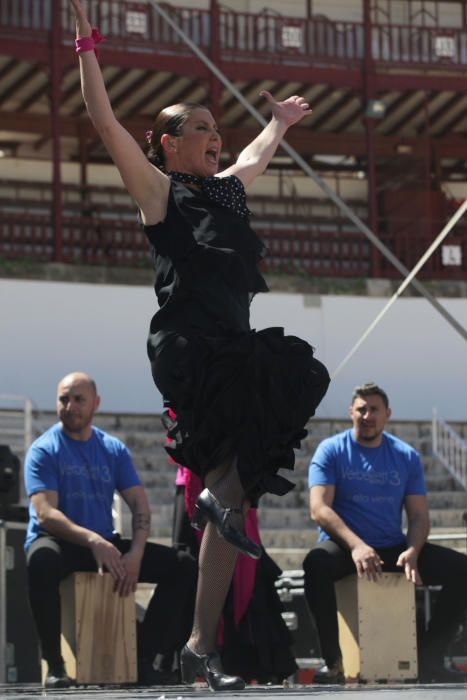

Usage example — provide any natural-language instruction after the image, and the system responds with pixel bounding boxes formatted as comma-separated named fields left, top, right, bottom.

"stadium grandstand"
left=0, top=0, right=466, bottom=279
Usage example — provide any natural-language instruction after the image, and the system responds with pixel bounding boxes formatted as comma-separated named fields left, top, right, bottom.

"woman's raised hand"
left=70, top=0, right=92, bottom=38
left=260, top=90, right=312, bottom=127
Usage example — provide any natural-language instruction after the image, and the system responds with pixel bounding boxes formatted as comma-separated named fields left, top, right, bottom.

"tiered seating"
left=0, top=178, right=372, bottom=274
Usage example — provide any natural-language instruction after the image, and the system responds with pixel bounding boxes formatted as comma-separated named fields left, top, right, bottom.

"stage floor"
left=1, top=682, right=467, bottom=700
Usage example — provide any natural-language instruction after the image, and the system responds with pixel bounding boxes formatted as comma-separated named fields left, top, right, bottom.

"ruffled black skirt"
left=150, top=327, right=330, bottom=505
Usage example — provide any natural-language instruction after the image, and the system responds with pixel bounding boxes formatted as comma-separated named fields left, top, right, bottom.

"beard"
left=357, top=426, right=383, bottom=443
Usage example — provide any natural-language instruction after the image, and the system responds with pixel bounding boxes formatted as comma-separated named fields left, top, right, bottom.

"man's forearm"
left=38, top=505, right=99, bottom=548
left=406, top=512, right=430, bottom=554
left=130, top=510, right=150, bottom=553
left=314, top=504, right=365, bottom=551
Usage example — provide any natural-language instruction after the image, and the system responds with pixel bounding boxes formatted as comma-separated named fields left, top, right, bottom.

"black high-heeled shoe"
left=191, top=488, right=262, bottom=559
left=180, top=644, right=245, bottom=691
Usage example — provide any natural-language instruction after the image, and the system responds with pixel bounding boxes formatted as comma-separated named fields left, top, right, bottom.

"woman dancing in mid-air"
left=70, top=0, right=330, bottom=690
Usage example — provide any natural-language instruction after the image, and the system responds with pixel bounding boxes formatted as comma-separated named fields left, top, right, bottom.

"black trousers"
left=26, top=533, right=197, bottom=667
left=303, top=539, right=467, bottom=667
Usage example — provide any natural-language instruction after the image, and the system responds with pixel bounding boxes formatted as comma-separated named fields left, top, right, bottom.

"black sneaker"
left=313, top=660, right=345, bottom=685
left=44, top=663, right=72, bottom=689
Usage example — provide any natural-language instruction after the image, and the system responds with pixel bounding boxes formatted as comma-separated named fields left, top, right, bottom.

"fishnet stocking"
left=206, top=458, right=249, bottom=530
left=188, top=521, right=238, bottom=654
left=188, top=459, right=247, bottom=654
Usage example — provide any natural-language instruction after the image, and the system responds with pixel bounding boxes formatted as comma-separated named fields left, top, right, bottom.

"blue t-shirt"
left=24, top=422, right=141, bottom=550
left=308, top=429, right=426, bottom=548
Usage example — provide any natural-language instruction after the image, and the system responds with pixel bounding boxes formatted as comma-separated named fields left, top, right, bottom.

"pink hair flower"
left=145, top=130, right=153, bottom=144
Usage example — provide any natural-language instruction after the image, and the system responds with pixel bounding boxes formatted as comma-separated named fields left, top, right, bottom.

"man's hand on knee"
left=114, top=549, right=143, bottom=597
left=351, top=543, right=384, bottom=581
left=396, top=547, right=422, bottom=585
left=89, top=535, right=126, bottom=580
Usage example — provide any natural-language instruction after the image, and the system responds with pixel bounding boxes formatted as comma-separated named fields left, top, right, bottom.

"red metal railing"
left=61, top=1, right=212, bottom=53
left=1, top=211, right=466, bottom=280
left=1, top=0, right=467, bottom=70
left=0, top=211, right=369, bottom=275
left=0, top=0, right=51, bottom=35
left=219, top=10, right=363, bottom=67
left=371, top=24, right=467, bottom=66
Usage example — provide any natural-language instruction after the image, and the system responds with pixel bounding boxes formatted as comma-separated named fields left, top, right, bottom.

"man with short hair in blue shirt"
left=303, top=382, right=467, bottom=684
left=25, top=372, right=196, bottom=689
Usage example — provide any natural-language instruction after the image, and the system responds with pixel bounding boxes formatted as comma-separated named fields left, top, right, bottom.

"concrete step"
left=256, top=508, right=311, bottom=529
left=426, top=527, right=467, bottom=551
left=423, top=459, right=464, bottom=476
left=140, top=473, right=177, bottom=490
left=401, top=509, right=466, bottom=529
left=249, top=490, right=467, bottom=513
left=120, top=515, right=172, bottom=539
left=425, top=474, right=460, bottom=491
left=143, top=486, right=176, bottom=505
left=144, top=502, right=175, bottom=520
left=114, top=432, right=166, bottom=451
left=267, top=548, right=308, bottom=572
left=260, top=489, right=309, bottom=510
left=259, top=528, right=318, bottom=549
left=427, top=491, right=467, bottom=509
left=427, top=537, right=467, bottom=551
left=425, top=509, right=467, bottom=528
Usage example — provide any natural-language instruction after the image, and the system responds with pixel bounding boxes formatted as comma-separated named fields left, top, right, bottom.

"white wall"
left=1, top=279, right=466, bottom=420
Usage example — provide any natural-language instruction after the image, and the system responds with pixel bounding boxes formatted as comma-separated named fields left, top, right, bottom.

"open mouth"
left=206, top=148, right=218, bottom=164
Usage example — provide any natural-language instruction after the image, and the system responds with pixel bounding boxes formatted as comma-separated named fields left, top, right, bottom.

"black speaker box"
left=0, top=520, right=41, bottom=683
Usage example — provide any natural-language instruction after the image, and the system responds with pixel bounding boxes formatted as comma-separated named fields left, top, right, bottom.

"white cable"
left=147, top=1, right=467, bottom=343
left=332, top=198, right=467, bottom=378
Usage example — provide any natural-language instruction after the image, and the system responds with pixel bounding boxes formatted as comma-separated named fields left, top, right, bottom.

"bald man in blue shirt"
left=25, top=372, right=196, bottom=688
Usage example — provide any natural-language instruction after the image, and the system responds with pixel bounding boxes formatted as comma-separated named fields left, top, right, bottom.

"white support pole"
left=147, top=0, right=467, bottom=345
left=332, top=199, right=467, bottom=377
left=432, top=407, right=438, bottom=459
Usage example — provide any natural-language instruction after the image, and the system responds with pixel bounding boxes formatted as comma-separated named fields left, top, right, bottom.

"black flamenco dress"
left=142, top=174, right=330, bottom=505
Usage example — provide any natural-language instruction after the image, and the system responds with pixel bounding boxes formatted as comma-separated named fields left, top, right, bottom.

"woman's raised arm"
left=219, top=90, right=312, bottom=188
left=70, top=0, right=169, bottom=224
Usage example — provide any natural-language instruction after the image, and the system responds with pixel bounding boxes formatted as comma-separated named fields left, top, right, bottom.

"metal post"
left=23, top=398, right=33, bottom=453
left=51, top=0, right=63, bottom=262
left=363, top=0, right=380, bottom=277
left=112, top=493, right=123, bottom=534
left=79, top=125, right=89, bottom=255
left=432, top=407, right=438, bottom=459
left=79, top=125, right=89, bottom=209
left=20, top=398, right=34, bottom=505
left=423, top=587, right=431, bottom=630
left=365, top=117, right=380, bottom=277
left=0, top=522, right=6, bottom=683
left=208, top=0, right=222, bottom=121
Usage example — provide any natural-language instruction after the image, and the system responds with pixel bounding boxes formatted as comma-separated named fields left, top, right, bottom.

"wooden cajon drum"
left=335, top=573, right=418, bottom=682
left=59, top=572, right=137, bottom=684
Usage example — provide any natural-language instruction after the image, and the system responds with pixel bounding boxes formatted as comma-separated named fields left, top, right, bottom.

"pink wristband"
left=75, top=27, right=104, bottom=58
